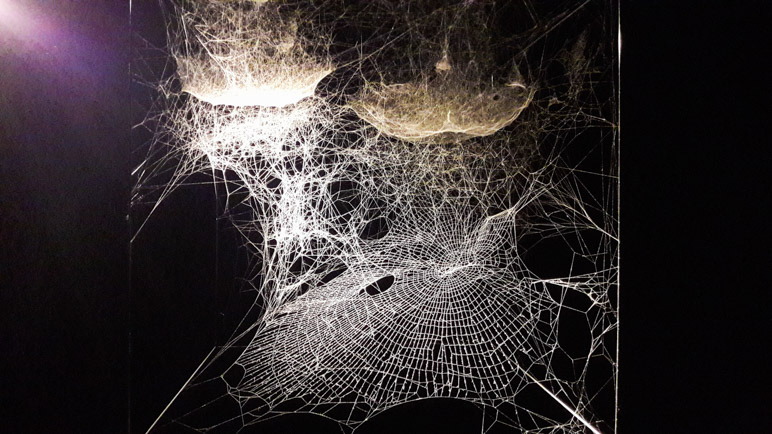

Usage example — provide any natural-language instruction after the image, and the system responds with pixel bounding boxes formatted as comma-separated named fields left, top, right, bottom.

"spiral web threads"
left=134, top=1, right=619, bottom=432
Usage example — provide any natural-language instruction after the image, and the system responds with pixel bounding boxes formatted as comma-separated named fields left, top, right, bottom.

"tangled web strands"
left=136, top=0, right=619, bottom=432
left=172, top=0, right=333, bottom=107
left=239, top=188, right=616, bottom=432
left=171, top=96, right=358, bottom=310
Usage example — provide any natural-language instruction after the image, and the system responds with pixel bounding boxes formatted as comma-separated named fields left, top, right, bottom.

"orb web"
left=132, top=1, right=619, bottom=432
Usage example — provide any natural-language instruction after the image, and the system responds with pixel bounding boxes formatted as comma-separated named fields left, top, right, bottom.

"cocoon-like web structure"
left=173, top=0, right=333, bottom=107
left=351, top=75, right=532, bottom=144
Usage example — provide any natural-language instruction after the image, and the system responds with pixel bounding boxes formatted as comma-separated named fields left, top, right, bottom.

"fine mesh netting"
left=132, top=0, right=619, bottom=432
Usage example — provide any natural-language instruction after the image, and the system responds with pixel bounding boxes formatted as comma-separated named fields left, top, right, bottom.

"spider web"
left=132, top=0, right=619, bottom=432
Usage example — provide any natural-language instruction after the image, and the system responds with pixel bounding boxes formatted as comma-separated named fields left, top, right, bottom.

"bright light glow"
left=0, top=0, right=47, bottom=42
left=178, top=57, right=333, bottom=107
left=0, top=1, right=28, bottom=32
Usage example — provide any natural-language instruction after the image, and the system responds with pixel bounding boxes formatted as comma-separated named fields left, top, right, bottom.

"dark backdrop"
left=1, top=1, right=770, bottom=433
left=0, top=1, right=131, bottom=431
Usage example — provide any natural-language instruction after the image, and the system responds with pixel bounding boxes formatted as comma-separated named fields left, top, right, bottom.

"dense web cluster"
left=349, top=67, right=532, bottom=144
left=172, top=0, right=333, bottom=107
left=133, top=0, right=619, bottom=432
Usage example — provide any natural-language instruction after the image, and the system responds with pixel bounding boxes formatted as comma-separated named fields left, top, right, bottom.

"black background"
left=1, top=1, right=770, bottom=432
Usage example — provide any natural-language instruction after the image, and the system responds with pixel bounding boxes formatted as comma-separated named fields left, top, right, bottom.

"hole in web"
left=361, top=275, right=395, bottom=296
left=359, top=216, right=390, bottom=240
